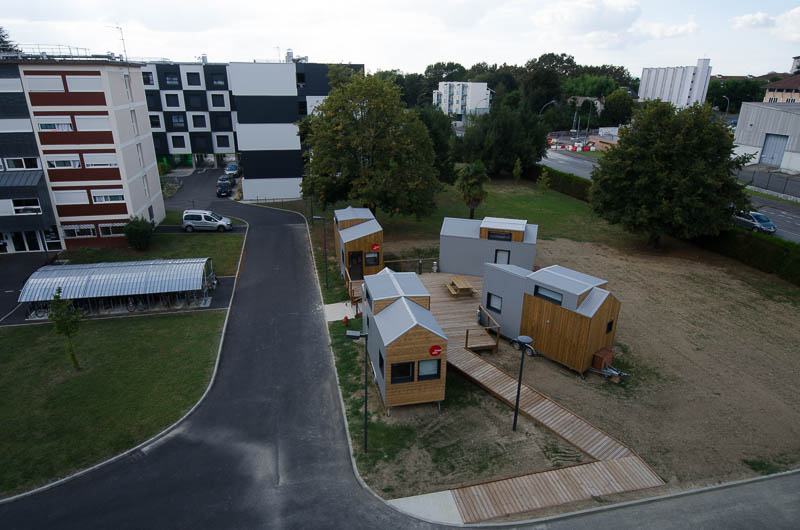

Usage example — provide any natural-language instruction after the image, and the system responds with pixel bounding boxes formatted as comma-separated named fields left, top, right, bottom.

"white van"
left=181, top=210, right=233, bottom=232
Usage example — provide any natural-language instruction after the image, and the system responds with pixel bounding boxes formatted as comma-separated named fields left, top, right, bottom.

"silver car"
left=182, top=210, right=233, bottom=232
left=731, top=210, right=777, bottom=234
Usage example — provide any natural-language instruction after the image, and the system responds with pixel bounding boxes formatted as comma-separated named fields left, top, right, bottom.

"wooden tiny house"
left=440, top=216, right=538, bottom=276
left=482, top=264, right=621, bottom=373
left=334, top=207, right=383, bottom=282
left=363, top=269, right=447, bottom=408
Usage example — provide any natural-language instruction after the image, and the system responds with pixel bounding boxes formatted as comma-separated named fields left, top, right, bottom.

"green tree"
left=706, top=78, right=765, bottom=114
left=590, top=102, right=752, bottom=248
left=417, top=105, right=456, bottom=183
left=562, top=74, right=618, bottom=98
left=49, top=287, right=85, bottom=371
left=521, top=67, right=561, bottom=117
left=0, top=27, right=21, bottom=53
left=124, top=216, right=155, bottom=250
left=301, top=71, right=441, bottom=217
left=455, top=160, right=489, bottom=219
left=600, top=88, right=634, bottom=126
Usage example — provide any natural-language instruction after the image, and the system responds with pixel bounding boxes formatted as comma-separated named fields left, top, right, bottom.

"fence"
left=383, top=258, right=439, bottom=274
left=246, top=197, right=315, bottom=218
left=736, top=168, right=800, bottom=199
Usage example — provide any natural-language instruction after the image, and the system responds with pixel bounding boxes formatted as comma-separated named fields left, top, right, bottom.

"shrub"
left=157, top=162, right=172, bottom=176
left=536, top=165, right=591, bottom=201
left=124, top=216, right=156, bottom=251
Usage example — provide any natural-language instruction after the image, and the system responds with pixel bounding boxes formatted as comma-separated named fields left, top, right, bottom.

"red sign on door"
left=371, top=243, right=380, bottom=251
left=429, top=345, right=442, bottom=357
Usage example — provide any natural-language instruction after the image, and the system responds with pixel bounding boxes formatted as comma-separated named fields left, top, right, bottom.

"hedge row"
left=692, top=229, right=800, bottom=286
left=538, top=165, right=592, bottom=202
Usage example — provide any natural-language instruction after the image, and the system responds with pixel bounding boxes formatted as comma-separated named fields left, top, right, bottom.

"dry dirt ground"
left=364, top=236, right=800, bottom=517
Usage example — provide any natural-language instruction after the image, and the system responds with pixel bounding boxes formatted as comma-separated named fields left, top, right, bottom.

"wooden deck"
left=418, top=273, right=664, bottom=522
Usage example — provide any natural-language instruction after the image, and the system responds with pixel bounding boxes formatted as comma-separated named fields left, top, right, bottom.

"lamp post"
left=512, top=335, right=533, bottom=431
left=722, top=96, right=731, bottom=123
left=346, top=329, right=368, bottom=451
left=312, top=215, right=328, bottom=290
left=539, top=99, right=557, bottom=115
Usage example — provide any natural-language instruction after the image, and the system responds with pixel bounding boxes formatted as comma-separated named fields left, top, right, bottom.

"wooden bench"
left=446, top=275, right=476, bottom=297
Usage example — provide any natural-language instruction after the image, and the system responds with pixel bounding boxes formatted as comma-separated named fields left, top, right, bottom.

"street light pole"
left=312, top=216, right=328, bottom=290
left=513, top=335, right=533, bottom=431
left=539, top=99, right=557, bottom=115
left=722, top=96, right=731, bottom=123
left=346, top=330, right=368, bottom=451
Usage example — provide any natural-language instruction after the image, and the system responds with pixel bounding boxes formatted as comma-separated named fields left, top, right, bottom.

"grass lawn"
left=0, top=310, right=226, bottom=497
left=745, top=188, right=800, bottom=207
left=60, top=232, right=244, bottom=276
left=161, top=209, right=246, bottom=226
left=579, top=150, right=605, bottom=160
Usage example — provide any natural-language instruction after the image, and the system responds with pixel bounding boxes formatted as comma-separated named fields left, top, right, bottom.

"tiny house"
left=482, top=263, right=621, bottom=373
left=333, top=206, right=383, bottom=281
left=363, top=269, right=447, bottom=408
left=439, top=216, right=538, bottom=276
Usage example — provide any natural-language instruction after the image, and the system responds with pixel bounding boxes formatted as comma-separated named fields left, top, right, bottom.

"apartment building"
left=143, top=52, right=363, bottom=200
left=638, top=58, right=711, bottom=108
left=0, top=52, right=165, bottom=253
left=432, top=81, right=491, bottom=125
left=763, top=74, right=800, bottom=103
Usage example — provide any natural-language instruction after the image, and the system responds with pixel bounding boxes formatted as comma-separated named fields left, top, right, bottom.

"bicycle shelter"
left=18, top=258, right=216, bottom=319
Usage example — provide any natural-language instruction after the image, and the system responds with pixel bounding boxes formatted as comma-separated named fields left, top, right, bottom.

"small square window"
left=487, top=292, right=502, bottom=313
left=149, top=115, right=161, bottom=128
left=216, top=134, right=230, bottom=148
left=495, top=249, right=510, bottom=265
left=211, top=94, right=225, bottom=107
left=391, top=362, right=414, bottom=384
left=171, top=115, right=186, bottom=129
left=487, top=230, right=512, bottom=241
left=187, top=94, right=203, bottom=109
left=165, top=94, right=180, bottom=107
left=192, top=115, right=206, bottom=128
left=365, top=252, right=379, bottom=267
left=171, top=135, right=186, bottom=148
left=142, top=71, right=154, bottom=85
left=211, top=73, right=226, bottom=88
left=606, top=320, right=614, bottom=334
left=298, top=101, right=308, bottom=115
left=418, top=359, right=441, bottom=381
left=165, top=73, right=179, bottom=86
left=534, top=285, right=562, bottom=306
left=186, top=72, right=201, bottom=86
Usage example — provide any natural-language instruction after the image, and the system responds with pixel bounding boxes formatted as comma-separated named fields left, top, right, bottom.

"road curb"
left=0, top=220, right=250, bottom=505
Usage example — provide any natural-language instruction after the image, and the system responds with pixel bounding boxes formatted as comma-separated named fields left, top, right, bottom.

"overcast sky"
left=4, top=1, right=799, bottom=77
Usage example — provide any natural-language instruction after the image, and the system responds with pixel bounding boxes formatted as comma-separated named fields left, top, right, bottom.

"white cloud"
left=731, top=11, right=775, bottom=30
left=730, top=7, right=800, bottom=42
left=631, top=16, right=698, bottom=39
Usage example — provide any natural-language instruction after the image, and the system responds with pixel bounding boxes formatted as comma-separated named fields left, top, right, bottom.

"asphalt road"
left=540, top=150, right=598, bottom=181
left=748, top=195, right=800, bottom=244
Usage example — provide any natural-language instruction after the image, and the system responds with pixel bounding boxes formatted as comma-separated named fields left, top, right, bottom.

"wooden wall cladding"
left=479, top=227, right=524, bottom=242
left=384, top=325, right=447, bottom=407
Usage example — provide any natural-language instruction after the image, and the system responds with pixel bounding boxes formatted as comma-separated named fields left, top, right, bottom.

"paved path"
left=748, top=194, right=800, bottom=244
left=541, top=150, right=598, bottom=180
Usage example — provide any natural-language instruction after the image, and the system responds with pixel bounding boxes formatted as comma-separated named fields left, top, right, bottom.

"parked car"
left=182, top=210, right=233, bottom=232
left=216, top=181, right=232, bottom=198
left=224, top=163, right=240, bottom=177
left=731, top=210, right=777, bottom=234
left=217, top=175, right=232, bottom=186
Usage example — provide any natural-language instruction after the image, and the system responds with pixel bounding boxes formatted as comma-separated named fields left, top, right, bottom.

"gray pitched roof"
left=527, top=265, right=606, bottom=296
left=440, top=217, right=481, bottom=238
left=365, top=268, right=429, bottom=300
left=576, top=288, right=611, bottom=317
left=485, top=263, right=532, bottom=278
left=742, top=102, right=800, bottom=115
left=339, top=218, right=382, bottom=243
left=334, top=206, right=375, bottom=222
left=480, top=217, right=527, bottom=232
left=441, top=216, right=538, bottom=243
left=374, top=297, right=447, bottom=345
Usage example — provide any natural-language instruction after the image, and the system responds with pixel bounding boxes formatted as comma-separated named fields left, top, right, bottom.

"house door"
left=348, top=251, right=364, bottom=280
left=495, top=249, right=510, bottom=265
left=759, top=134, right=788, bottom=167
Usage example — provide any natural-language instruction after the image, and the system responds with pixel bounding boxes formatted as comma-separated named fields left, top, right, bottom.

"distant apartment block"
left=142, top=51, right=363, bottom=201
left=433, top=81, right=492, bottom=124
left=763, top=74, right=800, bottom=103
left=0, top=52, right=165, bottom=253
left=638, top=58, right=711, bottom=109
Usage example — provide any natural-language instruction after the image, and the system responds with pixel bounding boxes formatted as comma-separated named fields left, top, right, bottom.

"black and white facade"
left=143, top=55, right=362, bottom=200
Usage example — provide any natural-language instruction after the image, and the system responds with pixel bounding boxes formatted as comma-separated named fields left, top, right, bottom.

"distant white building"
left=432, top=82, right=491, bottom=125
left=638, top=58, right=711, bottom=109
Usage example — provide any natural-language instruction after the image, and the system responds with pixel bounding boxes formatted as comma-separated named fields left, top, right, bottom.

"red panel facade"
left=28, top=92, right=107, bottom=106
left=47, top=168, right=121, bottom=182
left=57, top=203, right=128, bottom=217
left=65, top=236, right=127, bottom=249
left=38, top=131, right=114, bottom=145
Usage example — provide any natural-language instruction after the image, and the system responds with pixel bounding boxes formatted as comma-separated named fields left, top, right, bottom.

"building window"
left=171, top=115, right=186, bottom=128
left=171, top=135, right=186, bottom=148
left=136, top=143, right=144, bottom=167
left=123, top=74, right=132, bottom=102
left=148, top=205, right=154, bottom=221
left=379, top=350, right=384, bottom=378
left=487, top=230, right=512, bottom=241
left=391, top=362, right=414, bottom=384
left=298, top=101, right=308, bottom=115
left=143, top=176, right=150, bottom=198
left=99, top=223, right=126, bottom=237
left=63, top=224, right=97, bottom=238
left=495, top=249, right=510, bottom=265
left=216, top=134, right=230, bottom=148
left=165, top=73, right=179, bottom=86
left=83, top=153, right=118, bottom=168
left=211, top=73, right=225, bottom=88
left=365, top=252, right=379, bottom=266
left=606, top=320, right=614, bottom=334
left=37, top=116, right=73, bottom=131
left=142, top=71, right=154, bottom=85
left=487, top=292, right=502, bottom=313
left=418, top=359, right=441, bottom=381
left=296, top=72, right=306, bottom=87
left=4, top=157, right=39, bottom=170
left=534, top=285, right=563, bottom=306
left=187, top=94, right=203, bottom=109
left=130, top=109, right=139, bottom=136
left=54, top=190, right=89, bottom=205
left=192, top=114, right=206, bottom=128
left=186, top=72, right=201, bottom=86
left=149, top=115, right=161, bottom=128
left=211, top=94, right=225, bottom=107
left=91, top=190, right=125, bottom=203
left=12, top=198, right=41, bottom=215
left=46, top=155, right=81, bottom=169
left=165, top=94, right=180, bottom=107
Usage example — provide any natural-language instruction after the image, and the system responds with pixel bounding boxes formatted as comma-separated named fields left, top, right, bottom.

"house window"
left=149, top=115, right=161, bottom=128
left=37, top=116, right=73, bottom=131
left=211, top=73, right=226, bottom=88
left=54, top=190, right=89, bottom=205
left=171, top=115, right=186, bottom=128
left=62, top=224, right=97, bottom=238
left=186, top=72, right=201, bottom=86
left=142, top=71, right=154, bottom=85
left=379, top=350, right=384, bottom=378
left=391, top=362, right=414, bottom=384
left=5, top=157, right=39, bottom=170
left=606, top=320, right=614, bottom=334
left=143, top=176, right=150, bottom=198
left=495, top=249, right=510, bottom=265
left=211, top=94, right=225, bottom=107
left=12, top=198, right=41, bottom=215
left=99, top=223, right=126, bottom=237
left=216, top=134, right=230, bottom=148
left=171, top=135, right=186, bottom=148
left=83, top=153, right=118, bottom=168
left=365, top=252, right=379, bottom=266
left=145, top=91, right=160, bottom=109
left=130, top=109, right=139, bottom=136
left=418, top=359, right=441, bottom=381
left=165, top=94, right=180, bottom=107
left=91, top=190, right=125, bottom=203
left=487, top=292, right=502, bottom=313
left=296, top=72, right=306, bottom=87
left=298, top=101, right=308, bottom=115
left=136, top=143, right=144, bottom=167
left=165, top=73, right=179, bottom=86
left=192, top=114, right=206, bottom=128
left=148, top=205, right=154, bottom=221
left=46, top=155, right=81, bottom=169
left=534, top=285, right=563, bottom=306
left=487, top=230, right=512, bottom=241
left=123, top=74, right=132, bottom=102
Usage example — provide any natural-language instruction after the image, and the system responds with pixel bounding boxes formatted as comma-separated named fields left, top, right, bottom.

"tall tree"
left=455, top=160, right=489, bottom=219
left=521, top=67, right=561, bottom=116
left=706, top=78, right=766, bottom=114
left=526, top=53, right=578, bottom=77
left=590, top=102, right=752, bottom=248
left=417, top=105, right=456, bottom=183
left=0, top=26, right=21, bottom=53
left=600, top=88, right=634, bottom=126
left=301, top=70, right=441, bottom=218
left=562, top=74, right=618, bottom=98
left=49, top=287, right=86, bottom=371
